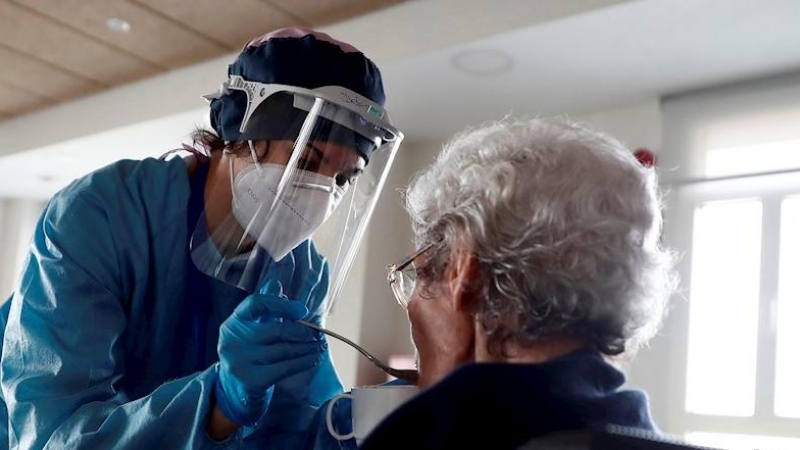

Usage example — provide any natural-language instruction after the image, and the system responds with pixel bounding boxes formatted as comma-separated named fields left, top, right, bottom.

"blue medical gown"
left=0, top=157, right=343, bottom=449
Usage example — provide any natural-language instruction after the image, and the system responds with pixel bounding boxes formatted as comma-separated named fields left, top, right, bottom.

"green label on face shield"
left=367, top=105, right=385, bottom=119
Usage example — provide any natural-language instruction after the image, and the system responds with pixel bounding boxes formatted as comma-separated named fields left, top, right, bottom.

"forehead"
left=309, top=140, right=366, bottom=170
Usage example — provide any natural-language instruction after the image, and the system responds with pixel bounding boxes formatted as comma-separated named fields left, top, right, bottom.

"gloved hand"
left=215, top=280, right=326, bottom=426
left=267, top=239, right=330, bottom=326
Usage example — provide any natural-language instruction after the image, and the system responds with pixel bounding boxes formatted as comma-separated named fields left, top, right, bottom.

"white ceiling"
left=0, top=110, right=206, bottom=198
left=383, top=0, right=800, bottom=141
left=1, top=0, right=800, bottom=199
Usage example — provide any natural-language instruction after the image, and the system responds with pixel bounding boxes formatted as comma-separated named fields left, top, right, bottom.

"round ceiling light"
left=106, top=18, right=131, bottom=34
left=451, top=48, right=513, bottom=76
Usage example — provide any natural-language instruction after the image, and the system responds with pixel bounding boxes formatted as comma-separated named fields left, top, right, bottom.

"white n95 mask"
left=231, top=163, right=345, bottom=261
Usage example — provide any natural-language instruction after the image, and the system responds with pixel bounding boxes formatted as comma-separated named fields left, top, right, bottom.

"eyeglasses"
left=386, top=243, right=435, bottom=309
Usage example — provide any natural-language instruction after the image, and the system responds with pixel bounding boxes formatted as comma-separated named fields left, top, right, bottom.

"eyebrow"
left=308, top=143, right=329, bottom=165
left=308, top=142, right=364, bottom=180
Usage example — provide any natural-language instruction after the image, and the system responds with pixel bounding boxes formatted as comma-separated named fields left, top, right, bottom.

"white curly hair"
left=405, top=118, right=677, bottom=356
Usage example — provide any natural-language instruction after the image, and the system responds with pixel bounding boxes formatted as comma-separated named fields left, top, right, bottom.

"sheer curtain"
left=661, top=71, right=800, bottom=182
left=657, top=71, right=800, bottom=447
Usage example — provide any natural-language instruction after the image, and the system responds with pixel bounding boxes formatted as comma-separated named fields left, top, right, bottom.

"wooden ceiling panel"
left=13, top=0, right=229, bottom=69
left=0, top=1, right=158, bottom=85
left=0, top=0, right=399, bottom=124
left=132, top=0, right=302, bottom=50
left=0, top=46, right=103, bottom=102
left=0, top=82, right=50, bottom=116
left=267, top=0, right=400, bottom=26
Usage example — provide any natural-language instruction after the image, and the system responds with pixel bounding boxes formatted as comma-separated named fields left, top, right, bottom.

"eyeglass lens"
left=396, top=266, right=417, bottom=307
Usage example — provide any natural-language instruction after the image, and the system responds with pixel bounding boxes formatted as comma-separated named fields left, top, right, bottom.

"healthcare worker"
left=0, top=27, right=403, bottom=450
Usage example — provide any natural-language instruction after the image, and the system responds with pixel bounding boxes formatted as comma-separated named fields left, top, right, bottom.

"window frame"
left=664, top=169, right=800, bottom=442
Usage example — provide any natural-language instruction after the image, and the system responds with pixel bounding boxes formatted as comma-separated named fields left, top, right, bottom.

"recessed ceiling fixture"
left=451, top=48, right=513, bottom=76
left=106, top=18, right=131, bottom=34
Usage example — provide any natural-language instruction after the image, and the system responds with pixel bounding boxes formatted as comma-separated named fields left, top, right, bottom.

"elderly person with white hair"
left=355, top=118, right=678, bottom=450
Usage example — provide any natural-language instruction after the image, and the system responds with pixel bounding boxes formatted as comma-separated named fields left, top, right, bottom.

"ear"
left=447, top=249, right=480, bottom=313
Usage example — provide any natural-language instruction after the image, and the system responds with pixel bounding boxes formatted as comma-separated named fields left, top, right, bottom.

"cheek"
left=232, top=157, right=256, bottom=180
left=407, top=290, right=433, bottom=348
left=407, top=285, right=447, bottom=348
left=406, top=296, right=425, bottom=347
left=263, top=141, right=294, bottom=165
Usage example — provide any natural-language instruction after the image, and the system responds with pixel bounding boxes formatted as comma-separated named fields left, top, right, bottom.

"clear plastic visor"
left=191, top=85, right=403, bottom=315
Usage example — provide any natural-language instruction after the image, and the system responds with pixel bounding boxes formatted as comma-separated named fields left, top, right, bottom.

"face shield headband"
left=204, top=75, right=400, bottom=160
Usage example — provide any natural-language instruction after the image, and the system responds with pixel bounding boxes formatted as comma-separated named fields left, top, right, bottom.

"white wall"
left=661, top=71, right=800, bottom=182
left=324, top=237, right=368, bottom=390
left=0, top=198, right=45, bottom=302
left=323, top=139, right=441, bottom=388
left=569, top=99, right=663, bottom=154
left=354, top=140, right=441, bottom=386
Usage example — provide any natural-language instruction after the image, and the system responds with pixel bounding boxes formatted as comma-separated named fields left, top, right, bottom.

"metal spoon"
left=298, top=319, right=419, bottom=384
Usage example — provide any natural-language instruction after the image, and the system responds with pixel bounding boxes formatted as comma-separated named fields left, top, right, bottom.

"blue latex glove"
left=215, top=279, right=326, bottom=426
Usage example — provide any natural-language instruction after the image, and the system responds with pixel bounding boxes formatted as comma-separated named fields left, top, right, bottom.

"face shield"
left=192, top=76, right=403, bottom=314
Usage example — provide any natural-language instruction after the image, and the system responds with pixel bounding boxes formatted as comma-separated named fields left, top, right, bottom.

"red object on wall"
left=634, top=148, right=657, bottom=168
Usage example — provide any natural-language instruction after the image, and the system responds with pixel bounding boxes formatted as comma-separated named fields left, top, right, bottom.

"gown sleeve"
left=1, top=190, right=227, bottom=450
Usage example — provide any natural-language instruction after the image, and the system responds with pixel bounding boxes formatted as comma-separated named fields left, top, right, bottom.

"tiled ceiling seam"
left=8, top=0, right=169, bottom=70
left=0, top=41, right=107, bottom=94
left=128, top=0, right=237, bottom=51
left=0, top=0, right=398, bottom=122
left=259, top=0, right=310, bottom=27
left=0, top=38, right=110, bottom=89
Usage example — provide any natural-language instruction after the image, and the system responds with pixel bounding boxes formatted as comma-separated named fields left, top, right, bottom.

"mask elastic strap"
left=223, top=147, right=256, bottom=255
left=223, top=148, right=236, bottom=194
left=247, top=140, right=263, bottom=173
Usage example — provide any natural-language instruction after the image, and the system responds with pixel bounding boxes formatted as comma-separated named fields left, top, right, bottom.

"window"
left=706, top=138, right=800, bottom=178
left=685, top=199, right=761, bottom=417
left=671, top=146, right=800, bottom=449
left=687, top=432, right=800, bottom=450
left=775, top=196, right=800, bottom=419
left=656, top=74, right=800, bottom=449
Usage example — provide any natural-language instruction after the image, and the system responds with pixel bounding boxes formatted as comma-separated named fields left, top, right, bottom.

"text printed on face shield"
left=339, top=91, right=369, bottom=109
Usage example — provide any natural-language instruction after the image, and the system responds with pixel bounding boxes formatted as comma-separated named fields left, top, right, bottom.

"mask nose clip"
left=293, top=181, right=334, bottom=193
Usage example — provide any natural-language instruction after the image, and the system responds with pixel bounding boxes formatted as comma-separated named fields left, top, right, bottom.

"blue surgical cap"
left=209, top=28, right=386, bottom=143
